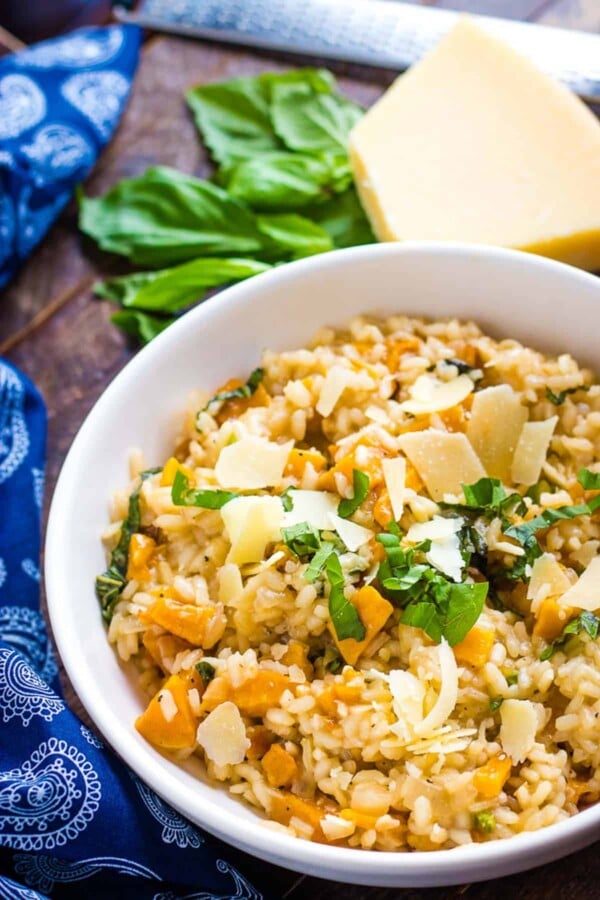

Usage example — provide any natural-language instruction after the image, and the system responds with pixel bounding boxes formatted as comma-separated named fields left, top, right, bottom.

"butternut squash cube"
left=135, top=674, right=197, bottom=750
left=262, top=743, right=299, bottom=787
left=453, top=625, right=495, bottom=668
left=329, top=585, right=393, bottom=666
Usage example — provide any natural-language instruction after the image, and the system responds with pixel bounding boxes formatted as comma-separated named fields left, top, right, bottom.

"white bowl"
left=46, top=242, right=600, bottom=887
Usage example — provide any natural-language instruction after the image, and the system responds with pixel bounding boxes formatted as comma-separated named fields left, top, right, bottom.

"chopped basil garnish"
left=304, top=541, right=336, bottom=583
left=281, top=521, right=321, bottom=557
left=473, top=810, right=496, bottom=834
left=95, top=467, right=161, bottom=622
left=375, top=528, right=487, bottom=646
left=459, top=477, right=526, bottom=520
left=195, top=660, right=216, bottom=683
left=280, top=485, right=295, bottom=512
left=489, top=696, right=504, bottom=712
left=171, top=470, right=238, bottom=509
left=323, top=645, right=344, bottom=673
left=540, top=611, right=600, bottom=661
left=325, top=552, right=365, bottom=642
left=337, top=468, right=370, bottom=519
left=202, top=367, right=265, bottom=414
left=546, top=385, right=589, bottom=405
left=577, top=467, right=600, bottom=490
left=505, top=672, right=518, bottom=687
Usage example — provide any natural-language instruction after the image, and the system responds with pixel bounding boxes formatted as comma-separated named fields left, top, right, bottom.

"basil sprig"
left=338, top=469, right=370, bottom=519
left=546, top=385, right=589, bottom=406
left=95, top=467, right=161, bottom=622
left=201, top=367, right=264, bottom=416
left=171, top=470, right=238, bottom=509
left=540, top=611, right=600, bottom=661
left=281, top=521, right=321, bottom=557
left=325, top=552, right=366, bottom=642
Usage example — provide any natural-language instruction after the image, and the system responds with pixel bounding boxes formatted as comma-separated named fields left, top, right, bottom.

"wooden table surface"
left=1, top=1, right=599, bottom=897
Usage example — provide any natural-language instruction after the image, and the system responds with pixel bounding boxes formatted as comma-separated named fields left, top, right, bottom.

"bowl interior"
left=46, top=242, right=600, bottom=887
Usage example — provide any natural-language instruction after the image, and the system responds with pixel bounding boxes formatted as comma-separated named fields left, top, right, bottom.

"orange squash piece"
left=246, top=725, right=275, bottom=761
left=262, top=744, right=299, bottom=787
left=284, top=448, right=327, bottom=480
left=135, top=674, right=197, bottom=750
left=126, top=533, right=156, bottom=583
left=142, top=630, right=191, bottom=672
left=213, top=378, right=271, bottom=424
left=142, top=595, right=215, bottom=647
left=373, top=487, right=394, bottom=528
left=453, top=626, right=495, bottom=668
left=317, top=437, right=390, bottom=493
left=160, top=457, right=195, bottom=487
left=329, top=585, right=393, bottom=667
left=199, top=676, right=231, bottom=713
left=269, top=791, right=327, bottom=841
left=534, top=597, right=573, bottom=642
left=473, top=753, right=512, bottom=799
left=232, top=670, right=290, bottom=718
left=339, top=808, right=380, bottom=830
left=281, top=641, right=312, bottom=677
left=385, top=338, right=421, bottom=374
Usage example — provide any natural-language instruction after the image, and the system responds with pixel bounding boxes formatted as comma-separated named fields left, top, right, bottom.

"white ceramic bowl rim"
left=46, top=242, right=600, bottom=886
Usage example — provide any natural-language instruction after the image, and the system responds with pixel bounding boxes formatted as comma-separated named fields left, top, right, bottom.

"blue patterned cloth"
left=0, top=24, right=140, bottom=289
left=0, top=360, right=267, bottom=898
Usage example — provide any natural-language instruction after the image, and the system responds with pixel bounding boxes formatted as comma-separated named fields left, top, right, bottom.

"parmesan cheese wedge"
left=557, top=556, right=600, bottom=611
left=282, top=490, right=339, bottom=529
left=197, top=701, right=250, bottom=766
left=466, top=385, right=528, bottom=482
left=215, top=437, right=293, bottom=490
left=316, top=366, right=355, bottom=417
left=500, top=699, right=538, bottom=763
left=397, top=430, right=486, bottom=501
left=382, top=457, right=406, bottom=520
left=526, top=553, right=571, bottom=603
left=511, top=416, right=558, bottom=485
left=328, top=513, right=373, bottom=552
left=413, top=638, right=458, bottom=736
left=218, top=563, right=244, bottom=605
left=388, top=669, right=426, bottom=739
left=221, top=495, right=283, bottom=565
left=406, top=515, right=464, bottom=582
left=400, top=373, right=474, bottom=416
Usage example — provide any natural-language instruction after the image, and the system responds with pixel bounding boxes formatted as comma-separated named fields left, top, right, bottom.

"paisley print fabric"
left=0, top=25, right=140, bottom=289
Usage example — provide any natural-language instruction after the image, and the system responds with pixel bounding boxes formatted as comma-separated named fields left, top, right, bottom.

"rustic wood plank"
left=534, top=0, right=600, bottom=29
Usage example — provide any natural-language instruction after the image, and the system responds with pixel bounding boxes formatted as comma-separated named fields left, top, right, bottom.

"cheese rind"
left=349, top=19, right=600, bottom=271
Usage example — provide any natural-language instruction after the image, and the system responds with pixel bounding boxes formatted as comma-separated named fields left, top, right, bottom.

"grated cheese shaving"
left=400, top=373, right=474, bottom=415
left=316, top=366, right=356, bottom=417
left=466, top=385, right=528, bottom=482
left=215, top=437, right=293, bottom=490
left=196, top=701, right=250, bottom=766
left=413, top=639, right=458, bottom=737
left=221, top=495, right=283, bottom=565
left=500, top=699, right=537, bottom=763
left=558, top=556, right=600, bottom=611
left=511, top=416, right=558, bottom=486
left=382, top=456, right=406, bottom=520
left=398, top=430, right=486, bottom=502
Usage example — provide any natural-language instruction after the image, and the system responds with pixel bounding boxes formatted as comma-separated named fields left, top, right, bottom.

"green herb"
left=110, top=309, right=174, bottom=345
left=79, top=167, right=266, bottom=266
left=202, top=367, right=265, bottom=414
left=505, top=672, right=519, bottom=686
left=95, top=468, right=161, bottom=621
left=445, top=358, right=478, bottom=376
left=256, top=212, right=333, bottom=259
left=281, top=521, right=321, bottom=557
left=185, top=69, right=336, bottom=165
left=505, top=502, right=600, bottom=547
left=195, top=661, right=216, bottom=684
left=304, top=541, right=336, bottom=583
left=540, top=611, right=600, bottom=660
left=325, top=552, right=365, bottom=642
left=459, top=477, right=526, bottom=520
left=218, top=151, right=350, bottom=210
left=473, top=810, right=496, bottom=834
left=280, top=486, right=295, bottom=513
left=306, top=187, right=375, bottom=249
left=489, top=696, right=504, bottom=712
left=546, top=385, right=589, bottom=405
left=97, top=258, right=271, bottom=314
left=577, top=467, right=600, bottom=490
left=171, top=470, right=238, bottom=509
left=271, top=80, right=363, bottom=155
left=338, top=469, right=370, bottom=519
left=375, top=529, right=487, bottom=646
left=323, top=645, right=344, bottom=673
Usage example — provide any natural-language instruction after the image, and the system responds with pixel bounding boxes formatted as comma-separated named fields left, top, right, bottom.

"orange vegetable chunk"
left=126, top=533, right=156, bottom=582
left=143, top=595, right=215, bottom=647
left=232, top=670, right=290, bottom=718
left=262, top=743, right=299, bottom=787
left=328, top=585, right=393, bottom=666
left=473, top=753, right=512, bottom=798
left=135, top=674, right=197, bottom=750
left=534, top=597, right=573, bottom=642
left=453, top=625, right=495, bottom=668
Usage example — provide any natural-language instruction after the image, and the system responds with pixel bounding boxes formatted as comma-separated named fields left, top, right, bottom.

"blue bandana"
left=0, top=24, right=140, bottom=289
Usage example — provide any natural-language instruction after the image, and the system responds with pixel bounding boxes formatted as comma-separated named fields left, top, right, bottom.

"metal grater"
left=114, top=0, right=600, bottom=104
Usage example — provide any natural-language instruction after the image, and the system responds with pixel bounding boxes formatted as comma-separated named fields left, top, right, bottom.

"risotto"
left=98, top=314, right=600, bottom=851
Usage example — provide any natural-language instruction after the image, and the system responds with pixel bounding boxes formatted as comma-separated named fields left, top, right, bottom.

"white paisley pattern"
left=0, top=557, right=6, bottom=590
left=0, top=878, right=41, bottom=900
left=14, top=29, right=125, bottom=69
left=154, top=860, right=263, bottom=900
left=0, top=738, right=101, bottom=850
left=79, top=724, right=104, bottom=750
left=61, top=70, right=130, bottom=139
left=31, top=468, right=44, bottom=513
left=14, top=854, right=159, bottom=893
left=0, top=362, right=30, bottom=486
left=0, top=607, right=57, bottom=686
left=20, top=560, right=40, bottom=583
left=0, top=75, right=46, bottom=140
left=0, top=648, right=62, bottom=726
left=131, top=775, right=203, bottom=849
left=22, top=124, right=94, bottom=187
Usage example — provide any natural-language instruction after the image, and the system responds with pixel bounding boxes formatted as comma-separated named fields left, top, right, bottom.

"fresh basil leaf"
left=95, top=468, right=160, bottom=621
left=306, top=187, right=375, bottom=249
left=111, top=310, right=174, bottom=345
left=80, top=166, right=265, bottom=265
left=218, top=152, right=350, bottom=210
left=100, top=258, right=271, bottom=315
left=578, top=467, right=600, bottom=490
left=202, top=367, right=265, bottom=414
left=323, top=645, right=344, bottom=673
left=185, top=68, right=336, bottom=166
left=280, top=486, right=295, bottom=513
left=281, top=521, right=321, bottom=557
left=546, top=385, right=589, bottom=405
left=325, top=552, right=366, bottom=641
left=505, top=672, right=518, bottom=686
left=171, top=470, right=237, bottom=509
left=257, top=212, right=333, bottom=259
left=401, top=601, right=444, bottom=644
left=540, top=611, right=600, bottom=660
left=473, top=810, right=496, bottom=834
left=338, top=469, right=370, bottom=519
left=304, top=541, right=336, bottom=583
left=271, top=81, right=363, bottom=154
left=443, top=582, right=488, bottom=647
left=489, top=696, right=504, bottom=712
left=505, top=502, right=597, bottom=546
left=462, top=478, right=507, bottom=510
left=195, top=661, right=216, bottom=684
